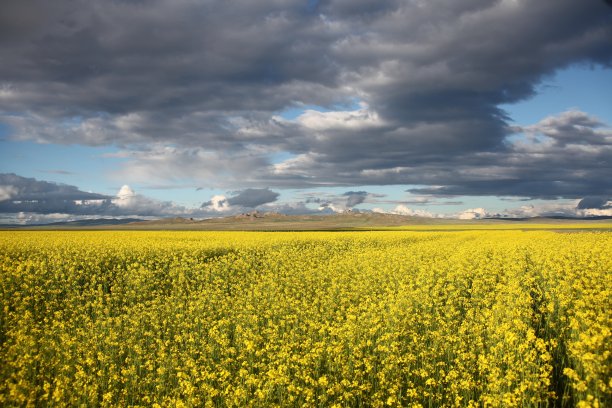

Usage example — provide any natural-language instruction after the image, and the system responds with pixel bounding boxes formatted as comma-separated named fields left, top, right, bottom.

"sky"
left=1, top=0, right=611, bottom=223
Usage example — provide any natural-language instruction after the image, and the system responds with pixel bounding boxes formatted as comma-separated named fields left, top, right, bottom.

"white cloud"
left=15, top=212, right=74, bottom=225
left=0, top=185, right=18, bottom=201
left=374, top=200, right=612, bottom=220
left=292, top=104, right=383, bottom=131
left=318, top=202, right=346, bottom=213
left=205, top=195, right=232, bottom=212
left=373, top=205, right=435, bottom=218
left=502, top=200, right=612, bottom=219
left=457, top=208, right=489, bottom=220
left=578, top=208, right=612, bottom=217
left=113, top=185, right=136, bottom=207
left=201, top=188, right=280, bottom=213
left=108, top=184, right=192, bottom=217
left=314, top=190, right=371, bottom=213
left=272, top=154, right=321, bottom=177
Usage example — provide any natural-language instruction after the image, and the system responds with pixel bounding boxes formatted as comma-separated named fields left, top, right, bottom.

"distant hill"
left=120, top=211, right=453, bottom=230
left=129, top=211, right=612, bottom=229
left=2, top=212, right=610, bottom=231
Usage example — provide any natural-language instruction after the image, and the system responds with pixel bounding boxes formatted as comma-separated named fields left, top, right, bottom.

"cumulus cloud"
left=114, top=185, right=136, bottom=206
left=1, top=1, right=611, bottom=199
left=202, top=188, right=280, bottom=212
left=105, top=185, right=193, bottom=217
left=203, top=195, right=232, bottom=213
left=0, top=185, right=18, bottom=201
left=457, top=208, right=490, bottom=220
left=373, top=205, right=436, bottom=218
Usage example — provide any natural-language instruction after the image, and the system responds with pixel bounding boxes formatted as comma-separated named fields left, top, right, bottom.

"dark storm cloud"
left=0, top=0, right=340, bottom=120
left=1, top=0, right=611, bottom=199
left=0, top=197, right=108, bottom=215
left=0, top=173, right=108, bottom=201
left=201, top=188, right=280, bottom=209
left=576, top=196, right=611, bottom=210
left=304, top=197, right=323, bottom=204
left=261, top=109, right=612, bottom=199
left=408, top=180, right=604, bottom=200
left=343, top=191, right=368, bottom=207
left=301, top=190, right=381, bottom=211
left=520, top=110, right=612, bottom=147
left=226, top=188, right=280, bottom=208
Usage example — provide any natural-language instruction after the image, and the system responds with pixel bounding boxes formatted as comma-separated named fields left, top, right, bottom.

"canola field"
left=0, top=230, right=610, bottom=407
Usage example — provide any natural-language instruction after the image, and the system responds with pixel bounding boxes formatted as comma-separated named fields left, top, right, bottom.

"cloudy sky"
left=1, top=0, right=611, bottom=223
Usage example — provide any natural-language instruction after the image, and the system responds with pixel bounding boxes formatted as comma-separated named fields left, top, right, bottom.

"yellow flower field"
left=0, top=230, right=610, bottom=407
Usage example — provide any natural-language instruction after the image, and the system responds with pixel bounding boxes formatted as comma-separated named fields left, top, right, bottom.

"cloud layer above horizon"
left=1, top=0, right=611, bottom=220
left=1, top=173, right=610, bottom=224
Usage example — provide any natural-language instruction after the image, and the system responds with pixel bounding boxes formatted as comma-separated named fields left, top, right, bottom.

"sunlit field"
left=1, top=230, right=610, bottom=407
